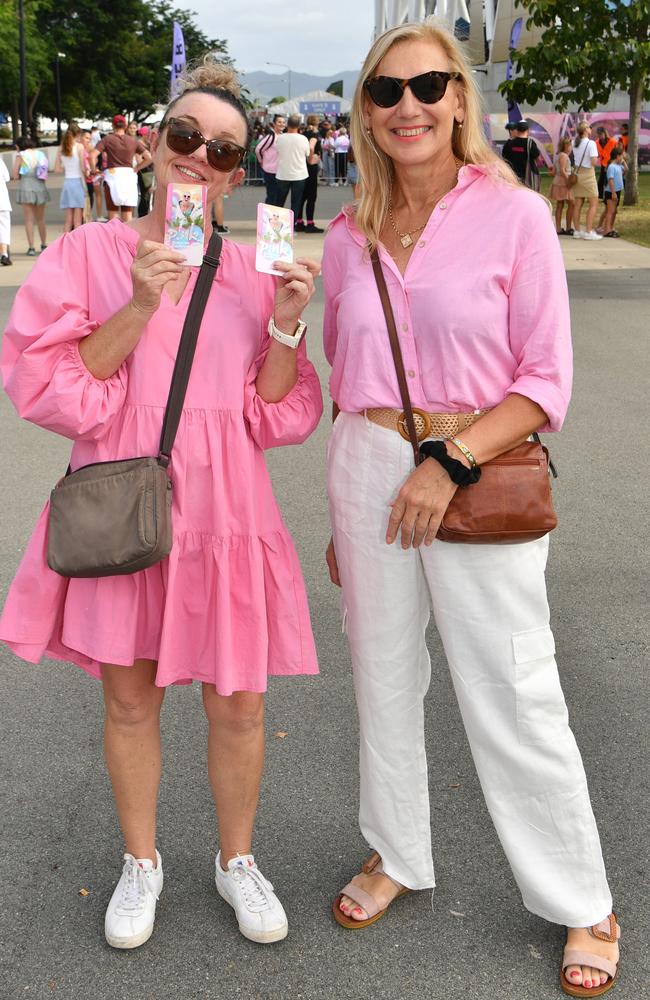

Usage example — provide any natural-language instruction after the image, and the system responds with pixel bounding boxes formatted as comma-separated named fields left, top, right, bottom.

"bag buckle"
left=397, top=407, right=431, bottom=442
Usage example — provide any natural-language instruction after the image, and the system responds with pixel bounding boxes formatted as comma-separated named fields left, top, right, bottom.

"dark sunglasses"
left=364, top=70, right=460, bottom=108
left=164, top=118, right=246, bottom=172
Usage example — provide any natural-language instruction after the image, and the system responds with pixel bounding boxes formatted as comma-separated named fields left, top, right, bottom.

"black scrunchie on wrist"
left=419, top=439, right=482, bottom=488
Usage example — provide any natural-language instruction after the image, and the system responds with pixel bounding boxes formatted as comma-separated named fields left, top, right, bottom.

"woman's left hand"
left=272, top=257, right=320, bottom=332
left=387, top=458, right=458, bottom=549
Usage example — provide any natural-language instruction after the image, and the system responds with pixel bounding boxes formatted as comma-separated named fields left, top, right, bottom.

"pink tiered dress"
left=0, top=220, right=323, bottom=694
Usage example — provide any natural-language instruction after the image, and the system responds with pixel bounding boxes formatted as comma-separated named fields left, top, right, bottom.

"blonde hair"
left=574, top=121, right=590, bottom=146
left=61, top=122, right=80, bottom=157
left=351, top=18, right=513, bottom=248
left=161, top=53, right=251, bottom=147
left=557, top=135, right=571, bottom=155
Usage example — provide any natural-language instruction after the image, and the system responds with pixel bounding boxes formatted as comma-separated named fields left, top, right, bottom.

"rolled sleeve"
left=506, top=203, right=573, bottom=431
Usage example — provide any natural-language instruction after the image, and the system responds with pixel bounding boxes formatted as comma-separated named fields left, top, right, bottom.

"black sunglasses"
left=164, top=118, right=246, bottom=172
left=364, top=71, right=460, bottom=108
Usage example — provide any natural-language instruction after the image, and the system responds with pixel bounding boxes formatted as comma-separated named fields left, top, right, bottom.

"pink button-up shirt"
left=322, top=164, right=572, bottom=432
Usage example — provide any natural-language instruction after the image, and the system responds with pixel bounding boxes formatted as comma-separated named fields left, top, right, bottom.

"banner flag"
left=171, top=21, right=187, bottom=96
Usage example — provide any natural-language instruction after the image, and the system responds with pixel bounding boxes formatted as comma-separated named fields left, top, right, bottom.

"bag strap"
left=157, top=227, right=223, bottom=467
left=369, top=246, right=422, bottom=466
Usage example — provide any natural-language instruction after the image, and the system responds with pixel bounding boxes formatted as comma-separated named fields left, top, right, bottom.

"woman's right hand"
left=326, top=537, right=341, bottom=587
left=130, top=240, right=186, bottom=317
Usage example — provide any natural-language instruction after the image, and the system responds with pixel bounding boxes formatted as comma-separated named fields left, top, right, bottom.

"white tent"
left=265, top=90, right=352, bottom=118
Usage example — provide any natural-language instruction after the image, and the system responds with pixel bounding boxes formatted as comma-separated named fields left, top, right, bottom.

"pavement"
left=0, top=183, right=648, bottom=1000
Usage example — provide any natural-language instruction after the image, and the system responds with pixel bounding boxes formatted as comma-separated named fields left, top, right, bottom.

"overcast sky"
left=182, top=0, right=374, bottom=77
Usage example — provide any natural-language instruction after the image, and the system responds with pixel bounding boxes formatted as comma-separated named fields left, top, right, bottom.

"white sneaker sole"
left=105, top=923, right=155, bottom=949
left=215, top=881, right=288, bottom=944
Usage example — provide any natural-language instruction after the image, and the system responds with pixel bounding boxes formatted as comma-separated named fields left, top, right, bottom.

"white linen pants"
left=327, top=412, right=612, bottom=926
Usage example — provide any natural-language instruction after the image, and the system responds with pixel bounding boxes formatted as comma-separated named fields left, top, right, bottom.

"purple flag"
left=171, top=21, right=186, bottom=96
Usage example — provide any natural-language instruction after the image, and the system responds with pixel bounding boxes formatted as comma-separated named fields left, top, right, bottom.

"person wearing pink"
left=0, top=59, right=322, bottom=950
left=323, top=21, right=619, bottom=996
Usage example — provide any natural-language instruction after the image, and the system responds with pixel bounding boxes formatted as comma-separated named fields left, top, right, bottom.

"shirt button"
left=402, top=323, right=408, bottom=332
left=418, top=240, right=426, bottom=247
left=439, top=201, right=447, bottom=210
left=407, top=369, right=416, bottom=378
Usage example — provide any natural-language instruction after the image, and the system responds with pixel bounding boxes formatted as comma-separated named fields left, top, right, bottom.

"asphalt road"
left=0, top=187, right=648, bottom=1000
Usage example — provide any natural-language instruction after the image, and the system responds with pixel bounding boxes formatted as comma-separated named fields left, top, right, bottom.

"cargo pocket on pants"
left=512, top=625, right=569, bottom=745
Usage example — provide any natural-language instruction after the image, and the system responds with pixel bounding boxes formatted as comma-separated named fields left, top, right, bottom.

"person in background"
left=549, top=135, right=574, bottom=235
left=321, top=123, right=337, bottom=186
left=334, top=126, right=350, bottom=185
left=616, top=121, right=629, bottom=155
left=0, top=156, right=13, bottom=267
left=81, top=130, right=100, bottom=222
left=12, top=136, right=49, bottom=256
left=501, top=120, right=540, bottom=189
left=55, top=122, right=87, bottom=233
left=571, top=122, right=602, bottom=240
left=601, top=145, right=625, bottom=237
left=96, top=114, right=151, bottom=224
left=0, top=155, right=12, bottom=265
left=255, top=115, right=286, bottom=205
left=90, top=124, right=102, bottom=148
left=346, top=144, right=360, bottom=200
left=211, top=193, right=229, bottom=234
left=595, top=126, right=617, bottom=201
left=126, top=121, right=138, bottom=138
left=295, top=114, right=323, bottom=233
left=136, top=126, right=154, bottom=217
left=273, top=114, right=309, bottom=220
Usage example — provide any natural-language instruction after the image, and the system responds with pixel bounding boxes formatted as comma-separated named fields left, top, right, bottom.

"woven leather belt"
left=366, top=406, right=492, bottom=442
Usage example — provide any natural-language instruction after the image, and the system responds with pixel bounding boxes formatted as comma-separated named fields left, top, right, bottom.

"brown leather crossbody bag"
left=370, top=247, right=558, bottom=544
left=47, top=230, right=223, bottom=577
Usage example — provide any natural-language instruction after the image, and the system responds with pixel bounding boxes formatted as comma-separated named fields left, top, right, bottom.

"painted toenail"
left=570, top=972, right=580, bottom=979
left=584, top=981, right=591, bottom=988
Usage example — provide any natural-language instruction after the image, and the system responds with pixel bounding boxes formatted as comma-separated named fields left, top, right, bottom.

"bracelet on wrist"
left=267, top=315, right=307, bottom=349
left=446, top=436, right=478, bottom=468
left=419, top=439, right=481, bottom=487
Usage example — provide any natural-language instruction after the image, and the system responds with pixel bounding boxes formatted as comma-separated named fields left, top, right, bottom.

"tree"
left=499, top=0, right=650, bottom=204
left=0, top=0, right=53, bottom=140
left=269, top=96, right=287, bottom=105
left=38, top=0, right=230, bottom=121
left=1, top=1, right=232, bottom=133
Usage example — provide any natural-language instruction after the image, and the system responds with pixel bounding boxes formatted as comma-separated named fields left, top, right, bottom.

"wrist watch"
left=267, top=316, right=307, bottom=349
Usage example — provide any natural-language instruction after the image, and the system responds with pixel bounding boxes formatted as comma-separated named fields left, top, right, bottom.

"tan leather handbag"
left=47, top=229, right=224, bottom=577
left=370, top=247, right=558, bottom=544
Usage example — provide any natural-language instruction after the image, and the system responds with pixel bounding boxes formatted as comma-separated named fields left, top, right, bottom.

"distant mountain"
left=240, top=70, right=360, bottom=104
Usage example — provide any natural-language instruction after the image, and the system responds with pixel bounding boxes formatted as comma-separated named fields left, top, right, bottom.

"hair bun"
left=173, top=53, right=241, bottom=100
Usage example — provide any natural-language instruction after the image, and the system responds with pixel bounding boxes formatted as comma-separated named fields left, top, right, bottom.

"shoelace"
left=230, top=864, right=274, bottom=913
left=118, top=858, right=159, bottom=911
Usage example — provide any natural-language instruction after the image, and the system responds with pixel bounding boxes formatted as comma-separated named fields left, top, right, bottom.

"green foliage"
left=499, top=0, right=650, bottom=111
left=269, top=96, right=287, bottom=105
left=1, top=0, right=232, bottom=125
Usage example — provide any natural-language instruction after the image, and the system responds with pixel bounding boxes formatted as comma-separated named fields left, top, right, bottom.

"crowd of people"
left=501, top=117, right=630, bottom=240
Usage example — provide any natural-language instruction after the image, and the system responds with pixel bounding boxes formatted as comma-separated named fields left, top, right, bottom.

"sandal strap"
left=590, top=913, right=619, bottom=943
left=562, top=949, right=618, bottom=980
left=339, top=881, right=383, bottom=919
left=361, top=851, right=381, bottom=874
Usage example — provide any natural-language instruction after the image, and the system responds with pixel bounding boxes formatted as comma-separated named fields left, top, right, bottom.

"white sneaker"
left=104, top=850, right=163, bottom=949
left=215, top=852, right=288, bottom=944
left=583, top=230, right=603, bottom=240
left=572, top=229, right=585, bottom=239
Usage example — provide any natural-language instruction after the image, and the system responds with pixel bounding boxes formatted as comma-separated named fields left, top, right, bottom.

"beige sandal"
left=560, top=913, right=620, bottom=997
left=332, top=851, right=410, bottom=929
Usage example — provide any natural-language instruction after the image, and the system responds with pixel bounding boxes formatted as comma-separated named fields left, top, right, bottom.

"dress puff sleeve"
left=1, top=230, right=128, bottom=441
left=244, top=334, right=323, bottom=450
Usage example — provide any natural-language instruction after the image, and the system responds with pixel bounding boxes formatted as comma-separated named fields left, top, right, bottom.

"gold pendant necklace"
left=387, top=202, right=427, bottom=248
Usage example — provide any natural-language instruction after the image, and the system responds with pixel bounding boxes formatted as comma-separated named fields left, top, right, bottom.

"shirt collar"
left=332, top=162, right=492, bottom=247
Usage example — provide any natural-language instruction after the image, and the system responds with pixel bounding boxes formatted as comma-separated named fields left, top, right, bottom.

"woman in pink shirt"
left=1, top=61, right=322, bottom=950
left=323, top=21, right=619, bottom=995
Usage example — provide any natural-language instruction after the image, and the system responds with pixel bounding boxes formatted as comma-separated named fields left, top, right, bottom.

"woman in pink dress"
left=0, top=59, right=322, bottom=950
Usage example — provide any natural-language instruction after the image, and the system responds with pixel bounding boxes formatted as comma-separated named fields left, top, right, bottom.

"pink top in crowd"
left=256, top=133, right=279, bottom=174
left=322, top=164, right=573, bottom=432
